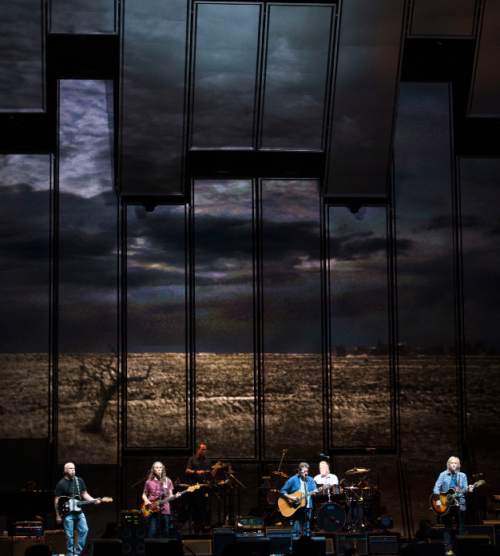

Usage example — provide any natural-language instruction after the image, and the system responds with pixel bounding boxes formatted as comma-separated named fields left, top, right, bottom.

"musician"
left=54, top=462, right=100, bottom=556
left=185, top=442, right=212, bottom=533
left=280, top=462, right=317, bottom=538
left=433, top=456, right=468, bottom=556
left=142, top=461, right=180, bottom=538
left=313, top=460, right=339, bottom=488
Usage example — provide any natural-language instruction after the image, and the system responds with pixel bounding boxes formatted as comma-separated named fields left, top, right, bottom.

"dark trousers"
left=441, top=507, right=464, bottom=550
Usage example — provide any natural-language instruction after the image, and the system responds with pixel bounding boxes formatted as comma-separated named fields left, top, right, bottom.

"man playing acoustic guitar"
left=433, top=456, right=469, bottom=556
left=279, top=462, right=317, bottom=539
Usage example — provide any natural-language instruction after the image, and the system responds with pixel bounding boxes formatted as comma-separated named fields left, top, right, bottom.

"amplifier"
left=236, top=516, right=265, bottom=531
left=14, top=522, right=43, bottom=538
left=368, top=534, right=400, bottom=554
left=334, top=533, right=368, bottom=556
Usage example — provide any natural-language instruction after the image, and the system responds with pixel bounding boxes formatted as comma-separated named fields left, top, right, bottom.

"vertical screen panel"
left=50, top=0, right=116, bottom=34
left=58, top=80, right=118, bottom=464
left=325, top=0, right=405, bottom=198
left=0, top=0, right=45, bottom=112
left=194, top=180, right=255, bottom=458
left=261, top=4, right=334, bottom=150
left=0, top=155, right=51, bottom=439
left=460, top=158, right=500, bottom=486
left=410, top=0, right=476, bottom=37
left=262, top=180, right=322, bottom=458
left=394, top=83, right=459, bottom=525
left=328, top=207, right=392, bottom=448
left=126, top=205, right=188, bottom=448
left=191, top=3, right=260, bottom=148
left=468, top=0, right=500, bottom=117
left=121, top=0, right=188, bottom=195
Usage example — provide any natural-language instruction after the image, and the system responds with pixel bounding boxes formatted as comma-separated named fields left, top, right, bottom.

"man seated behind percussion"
left=185, top=442, right=212, bottom=534
left=280, top=462, right=317, bottom=538
left=142, top=461, right=180, bottom=538
left=54, top=462, right=100, bottom=556
left=313, top=460, right=339, bottom=487
left=433, top=456, right=468, bottom=556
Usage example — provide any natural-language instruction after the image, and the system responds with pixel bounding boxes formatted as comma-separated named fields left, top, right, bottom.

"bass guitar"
left=141, top=484, right=200, bottom=518
left=430, top=479, right=485, bottom=515
left=278, top=486, right=329, bottom=518
left=58, top=496, right=113, bottom=517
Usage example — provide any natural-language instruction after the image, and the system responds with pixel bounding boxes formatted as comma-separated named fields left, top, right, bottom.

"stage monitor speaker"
left=266, top=528, right=292, bottom=555
left=144, top=538, right=183, bottom=556
left=413, top=544, right=445, bottom=556
left=182, top=538, right=211, bottom=556
left=465, top=525, right=496, bottom=545
left=292, top=536, right=326, bottom=556
left=213, top=528, right=236, bottom=556
left=368, top=534, right=400, bottom=554
left=43, top=529, right=65, bottom=554
left=12, top=537, right=44, bottom=556
left=0, top=537, right=11, bottom=556
left=92, top=538, right=122, bottom=556
left=235, top=536, right=270, bottom=556
left=456, top=534, right=492, bottom=556
left=335, top=533, right=368, bottom=556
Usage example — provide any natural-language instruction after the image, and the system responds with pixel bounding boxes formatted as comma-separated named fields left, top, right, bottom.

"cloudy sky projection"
left=2, top=77, right=499, bottom=355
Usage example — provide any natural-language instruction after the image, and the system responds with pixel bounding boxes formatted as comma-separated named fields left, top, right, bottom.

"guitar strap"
left=74, top=476, right=81, bottom=499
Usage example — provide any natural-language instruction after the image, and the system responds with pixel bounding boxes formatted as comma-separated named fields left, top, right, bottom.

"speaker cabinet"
left=144, top=538, right=183, bottom=556
left=92, top=538, right=122, bottom=556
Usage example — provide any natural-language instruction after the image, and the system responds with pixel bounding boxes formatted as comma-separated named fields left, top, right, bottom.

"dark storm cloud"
left=49, top=0, right=115, bottom=33
left=0, top=0, right=44, bottom=111
left=121, top=0, right=186, bottom=193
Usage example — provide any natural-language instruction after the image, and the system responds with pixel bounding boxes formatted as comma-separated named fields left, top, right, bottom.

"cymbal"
left=272, top=471, right=288, bottom=479
left=344, top=467, right=370, bottom=476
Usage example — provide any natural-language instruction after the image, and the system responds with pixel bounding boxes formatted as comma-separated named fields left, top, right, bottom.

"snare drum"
left=317, top=502, right=346, bottom=532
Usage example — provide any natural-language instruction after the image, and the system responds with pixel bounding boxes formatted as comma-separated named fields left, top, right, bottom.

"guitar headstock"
left=189, top=484, right=201, bottom=492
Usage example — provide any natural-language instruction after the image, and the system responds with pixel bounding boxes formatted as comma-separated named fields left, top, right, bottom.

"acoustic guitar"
left=430, top=479, right=485, bottom=515
left=278, top=486, right=330, bottom=518
left=58, top=496, right=113, bottom=517
left=141, top=484, right=200, bottom=518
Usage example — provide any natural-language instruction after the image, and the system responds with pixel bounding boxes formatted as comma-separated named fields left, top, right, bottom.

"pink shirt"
left=143, top=478, right=174, bottom=515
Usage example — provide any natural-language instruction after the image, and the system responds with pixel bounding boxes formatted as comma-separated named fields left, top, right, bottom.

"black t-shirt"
left=55, top=477, right=87, bottom=499
left=186, top=455, right=211, bottom=483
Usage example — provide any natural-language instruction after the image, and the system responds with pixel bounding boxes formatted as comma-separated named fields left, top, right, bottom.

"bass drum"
left=317, top=502, right=346, bottom=532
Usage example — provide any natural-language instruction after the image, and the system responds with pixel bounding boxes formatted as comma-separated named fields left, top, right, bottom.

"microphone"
left=319, top=453, right=330, bottom=460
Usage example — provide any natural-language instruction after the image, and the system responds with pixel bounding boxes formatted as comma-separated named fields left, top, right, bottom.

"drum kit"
left=316, top=466, right=380, bottom=533
left=262, top=463, right=380, bottom=533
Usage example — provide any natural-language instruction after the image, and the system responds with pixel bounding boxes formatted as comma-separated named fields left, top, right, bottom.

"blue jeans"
left=63, top=512, right=88, bottom=556
left=292, top=508, right=313, bottom=538
left=147, top=513, right=173, bottom=538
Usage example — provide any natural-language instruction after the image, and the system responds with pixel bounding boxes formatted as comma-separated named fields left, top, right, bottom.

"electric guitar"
left=278, top=486, right=330, bottom=518
left=430, top=479, right=485, bottom=515
left=57, top=496, right=113, bottom=516
left=141, top=484, right=200, bottom=518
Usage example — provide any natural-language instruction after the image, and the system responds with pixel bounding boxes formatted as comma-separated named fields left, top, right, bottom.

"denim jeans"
left=147, top=513, right=173, bottom=538
left=292, top=508, right=313, bottom=538
left=63, top=512, right=88, bottom=556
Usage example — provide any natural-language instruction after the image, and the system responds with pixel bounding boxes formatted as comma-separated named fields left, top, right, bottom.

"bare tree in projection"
left=77, top=355, right=153, bottom=433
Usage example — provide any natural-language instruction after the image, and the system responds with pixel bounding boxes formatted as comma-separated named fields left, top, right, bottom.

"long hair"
left=147, top=461, right=166, bottom=481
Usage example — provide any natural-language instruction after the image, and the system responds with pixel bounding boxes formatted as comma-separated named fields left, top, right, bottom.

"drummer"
left=314, top=460, right=339, bottom=493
